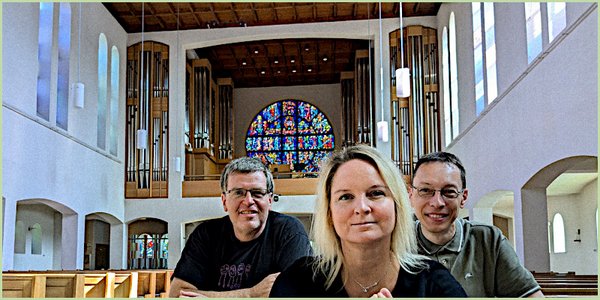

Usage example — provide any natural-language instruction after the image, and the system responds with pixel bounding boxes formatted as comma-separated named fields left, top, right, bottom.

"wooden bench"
left=533, top=272, right=598, bottom=297
left=136, top=270, right=172, bottom=298
left=2, top=271, right=139, bottom=298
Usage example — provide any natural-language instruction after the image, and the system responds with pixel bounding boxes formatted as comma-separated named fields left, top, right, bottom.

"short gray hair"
left=220, top=157, right=274, bottom=193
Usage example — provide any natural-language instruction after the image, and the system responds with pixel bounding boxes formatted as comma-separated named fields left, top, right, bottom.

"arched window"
left=30, top=223, right=43, bottom=255
left=442, top=26, right=451, bottom=146
left=56, top=3, right=71, bottom=130
left=449, top=12, right=459, bottom=140
left=14, top=220, right=26, bottom=254
left=525, top=2, right=543, bottom=63
left=547, top=2, right=566, bottom=43
left=97, top=33, right=108, bottom=149
left=552, top=213, right=566, bottom=253
left=109, top=46, right=120, bottom=156
left=246, top=100, right=334, bottom=172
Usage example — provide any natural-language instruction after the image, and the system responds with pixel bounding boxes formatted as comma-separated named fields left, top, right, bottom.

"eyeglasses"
left=411, top=185, right=464, bottom=200
left=225, top=188, right=271, bottom=201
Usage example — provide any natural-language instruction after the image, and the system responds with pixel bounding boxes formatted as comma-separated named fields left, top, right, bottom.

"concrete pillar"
left=61, top=213, right=83, bottom=270
left=521, top=187, right=551, bottom=272
left=110, top=222, right=126, bottom=269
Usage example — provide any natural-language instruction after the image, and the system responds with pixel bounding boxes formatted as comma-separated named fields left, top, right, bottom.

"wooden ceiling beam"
left=208, top=3, right=220, bottom=25
left=145, top=4, right=166, bottom=30
left=229, top=3, right=241, bottom=24
left=250, top=2, right=259, bottom=23
left=186, top=3, right=202, bottom=28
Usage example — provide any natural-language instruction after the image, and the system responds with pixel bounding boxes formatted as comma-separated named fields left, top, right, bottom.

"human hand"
left=250, top=272, right=281, bottom=297
left=370, top=287, right=393, bottom=298
left=179, top=289, right=208, bottom=298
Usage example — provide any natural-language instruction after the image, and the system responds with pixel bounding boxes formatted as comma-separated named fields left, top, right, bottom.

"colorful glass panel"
left=246, top=100, right=334, bottom=172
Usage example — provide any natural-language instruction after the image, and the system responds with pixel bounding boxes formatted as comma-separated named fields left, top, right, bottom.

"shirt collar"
left=416, top=219, right=464, bottom=254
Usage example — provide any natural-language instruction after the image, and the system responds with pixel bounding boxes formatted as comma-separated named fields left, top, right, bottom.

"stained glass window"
left=246, top=100, right=334, bottom=172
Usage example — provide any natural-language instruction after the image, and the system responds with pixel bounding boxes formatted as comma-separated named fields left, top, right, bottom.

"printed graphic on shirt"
left=218, top=263, right=252, bottom=289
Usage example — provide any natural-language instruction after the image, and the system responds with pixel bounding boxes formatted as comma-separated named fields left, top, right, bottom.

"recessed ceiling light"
left=277, top=70, right=281, bottom=74
left=274, top=58, right=279, bottom=64
left=322, top=56, right=328, bottom=62
left=254, top=48, right=259, bottom=54
left=260, top=70, right=266, bottom=75
left=307, top=68, right=312, bottom=72
left=290, top=57, right=295, bottom=63
left=292, top=69, right=297, bottom=73
left=242, top=60, right=247, bottom=66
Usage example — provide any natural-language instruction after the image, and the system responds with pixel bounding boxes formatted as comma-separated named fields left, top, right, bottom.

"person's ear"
left=460, top=189, right=468, bottom=208
left=221, top=193, right=228, bottom=212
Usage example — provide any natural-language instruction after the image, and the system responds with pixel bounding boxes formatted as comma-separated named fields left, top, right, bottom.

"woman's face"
left=329, top=159, right=396, bottom=247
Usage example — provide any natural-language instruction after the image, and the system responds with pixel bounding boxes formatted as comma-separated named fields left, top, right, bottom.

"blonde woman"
left=270, top=145, right=466, bottom=297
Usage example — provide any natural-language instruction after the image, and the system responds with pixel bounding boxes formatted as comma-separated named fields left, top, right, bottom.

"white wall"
left=2, top=2, right=128, bottom=270
left=439, top=2, right=597, bottom=270
left=13, top=205, right=57, bottom=270
left=547, top=179, right=598, bottom=275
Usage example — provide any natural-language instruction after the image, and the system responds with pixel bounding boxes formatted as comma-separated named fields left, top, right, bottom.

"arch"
left=245, top=99, right=334, bottom=172
left=521, top=155, right=598, bottom=272
left=127, top=218, right=168, bottom=269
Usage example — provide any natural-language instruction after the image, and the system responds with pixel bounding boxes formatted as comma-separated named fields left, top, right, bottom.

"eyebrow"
left=332, top=184, right=388, bottom=194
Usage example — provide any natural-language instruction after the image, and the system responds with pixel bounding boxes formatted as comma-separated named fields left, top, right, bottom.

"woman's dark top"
left=270, top=256, right=467, bottom=297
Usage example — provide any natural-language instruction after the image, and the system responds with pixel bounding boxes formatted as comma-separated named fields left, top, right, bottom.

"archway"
left=128, top=218, right=168, bottom=269
left=84, top=212, right=124, bottom=270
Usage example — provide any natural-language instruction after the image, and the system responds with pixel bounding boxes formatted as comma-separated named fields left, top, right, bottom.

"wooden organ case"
left=125, top=41, right=169, bottom=198
left=389, top=26, right=441, bottom=179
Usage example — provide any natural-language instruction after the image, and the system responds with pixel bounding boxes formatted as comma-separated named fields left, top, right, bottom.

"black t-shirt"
left=173, top=211, right=312, bottom=291
left=270, top=256, right=467, bottom=297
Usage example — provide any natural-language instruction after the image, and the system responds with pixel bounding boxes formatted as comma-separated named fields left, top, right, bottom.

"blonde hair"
left=311, top=144, right=428, bottom=289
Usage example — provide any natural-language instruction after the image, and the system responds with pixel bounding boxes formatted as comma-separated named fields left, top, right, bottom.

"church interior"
left=2, top=1, right=598, bottom=297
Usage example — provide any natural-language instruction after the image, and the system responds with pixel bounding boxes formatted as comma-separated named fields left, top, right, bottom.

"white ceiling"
left=546, top=172, right=598, bottom=196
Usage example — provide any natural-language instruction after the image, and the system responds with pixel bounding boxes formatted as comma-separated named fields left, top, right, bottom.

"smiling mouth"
left=425, top=213, right=448, bottom=219
left=239, top=210, right=257, bottom=215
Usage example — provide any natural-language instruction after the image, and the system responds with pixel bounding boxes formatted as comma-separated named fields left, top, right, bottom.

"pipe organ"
left=185, top=59, right=234, bottom=178
left=126, top=41, right=169, bottom=198
left=340, top=49, right=376, bottom=147
left=389, top=26, right=441, bottom=179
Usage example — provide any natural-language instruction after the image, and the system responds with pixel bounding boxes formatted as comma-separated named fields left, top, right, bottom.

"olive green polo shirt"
left=416, top=219, right=541, bottom=297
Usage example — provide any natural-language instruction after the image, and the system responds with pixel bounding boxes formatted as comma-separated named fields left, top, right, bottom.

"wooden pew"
left=533, top=272, right=598, bottom=297
left=3, top=270, right=166, bottom=298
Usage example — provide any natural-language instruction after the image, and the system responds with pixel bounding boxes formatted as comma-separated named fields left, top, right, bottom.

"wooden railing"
left=532, top=272, right=598, bottom=297
left=2, top=270, right=173, bottom=298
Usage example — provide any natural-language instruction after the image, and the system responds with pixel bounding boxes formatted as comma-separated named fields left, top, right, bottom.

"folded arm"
left=169, top=273, right=280, bottom=298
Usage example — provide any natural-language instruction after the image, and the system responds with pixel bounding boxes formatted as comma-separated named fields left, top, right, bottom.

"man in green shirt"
left=409, top=152, right=543, bottom=297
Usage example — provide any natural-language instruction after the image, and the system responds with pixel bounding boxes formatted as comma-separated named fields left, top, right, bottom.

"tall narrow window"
left=56, top=3, right=71, bottom=130
left=472, top=3, right=485, bottom=115
left=442, top=27, right=451, bottom=146
left=483, top=3, right=497, bottom=103
left=110, top=46, right=120, bottom=156
left=31, top=223, right=43, bottom=255
left=472, top=3, right=497, bottom=116
left=37, top=3, right=53, bottom=121
left=525, top=2, right=542, bottom=63
left=547, top=2, right=566, bottom=43
left=449, top=13, right=459, bottom=140
left=552, top=213, right=566, bottom=253
left=97, top=33, right=108, bottom=149
left=14, top=220, right=26, bottom=254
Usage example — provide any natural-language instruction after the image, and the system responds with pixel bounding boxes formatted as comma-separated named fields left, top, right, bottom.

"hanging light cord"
left=378, top=1, right=384, bottom=121
left=78, top=2, right=81, bottom=81
left=399, top=2, right=405, bottom=68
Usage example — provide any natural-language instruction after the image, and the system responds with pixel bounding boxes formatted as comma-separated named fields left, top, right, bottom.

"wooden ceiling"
left=103, top=2, right=441, bottom=88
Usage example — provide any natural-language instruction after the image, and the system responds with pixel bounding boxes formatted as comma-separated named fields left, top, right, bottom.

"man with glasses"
left=409, top=152, right=543, bottom=297
left=169, top=157, right=312, bottom=297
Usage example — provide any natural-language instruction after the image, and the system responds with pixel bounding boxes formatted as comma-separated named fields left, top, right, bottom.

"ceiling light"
left=274, top=58, right=279, bottom=64
left=254, top=48, right=259, bottom=54
left=322, top=56, right=328, bottom=62
left=290, top=59, right=295, bottom=63
left=242, top=59, right=247, bottom=66
left=292, top=69, right=297, bottom=73
left=307, top=67, right=312, bottom=72
left=277, top=70, right=281, bottom=74
left=260, top=69, right=266, bottom=75
left=304, top=44, right=310, bottom=51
